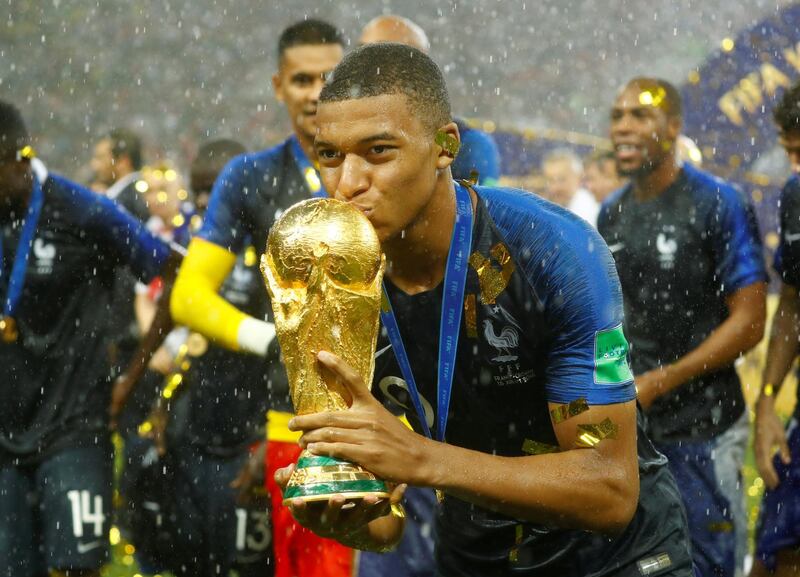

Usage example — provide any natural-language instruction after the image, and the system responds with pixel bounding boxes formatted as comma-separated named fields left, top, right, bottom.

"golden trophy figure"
left=261, top=198, right=390, bottom=504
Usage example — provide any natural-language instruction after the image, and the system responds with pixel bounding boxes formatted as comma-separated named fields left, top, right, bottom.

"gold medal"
left=0, top=317, right=18, bottom=343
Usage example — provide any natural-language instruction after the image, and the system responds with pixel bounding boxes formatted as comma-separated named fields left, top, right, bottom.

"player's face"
left=189, top=166, right=216, bottom=214
left=779, top=130, right=800, bottom=174
left=315, top=94, right=452, bottom=243
left=542, top=159, right=580, bottom=207
left=610, top=84, right=680, bottom=177
left=0, top=159, right=33, bottom=219
left=273, top=44, right=343, bottom=144
left=584, top=160, right=622, bottom=202
left=90, top=138, right=115, bottom=187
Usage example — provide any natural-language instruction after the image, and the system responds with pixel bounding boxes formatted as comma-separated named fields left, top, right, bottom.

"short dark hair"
left=107, top=128, right=143, bottom=170
left=0, top=99, right=29, bottom=162
left=774, top=81, right=800, bottom=133
left=320, top=43, right=451, bottom=131
left=192, top=138, right=247, bottom=175
left=626, top=77, right=682, bottom=118
left=278, top=19, right=344, bottom=60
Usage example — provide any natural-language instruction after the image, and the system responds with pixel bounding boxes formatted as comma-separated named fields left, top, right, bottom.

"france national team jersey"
left=773, top=175, right=800, bottom=420
left=452, top=119, right=502, bottom=185
left=598, top=164, right=767, bottom=442
left=197, top=136, right=322, bottom=413
left=374, top=186, right=692, bottom=576
left=179, top=246, right=270, bottom=454
left=0, top=170, right=170, bottom=462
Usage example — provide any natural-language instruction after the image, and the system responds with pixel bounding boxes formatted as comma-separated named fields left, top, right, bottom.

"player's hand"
left=231, top=442, right=267, bottom=505
left=754, top=397, right=791, bottom=490
left=289, top=350, right=433, bottom=485
left=141, top=403, right=169, bottom=456
left=635, top=366, right=679, bottom=410
left=274, top=464, right=406, bottom=542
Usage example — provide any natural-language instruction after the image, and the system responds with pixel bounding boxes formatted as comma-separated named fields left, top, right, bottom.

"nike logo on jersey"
left=76, top=540, right=103, bottom=554
left=607, top=242, right=625, bottom=253
left=785, top=232, right=800, bottom=242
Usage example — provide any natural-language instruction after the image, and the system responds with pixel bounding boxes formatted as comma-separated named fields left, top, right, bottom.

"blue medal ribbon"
left=380, top=183, right=474, bottom=442
left=0, top=173, right=45, bottom=325
left=289, top=135, right=327, bottom=199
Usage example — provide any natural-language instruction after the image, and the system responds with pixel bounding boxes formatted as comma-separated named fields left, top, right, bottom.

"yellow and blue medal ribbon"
left=380, top=182, right=474, bottom=442
left=0, top=174, right=45, bottom=342
left=289, top=135, right=327, bottom=199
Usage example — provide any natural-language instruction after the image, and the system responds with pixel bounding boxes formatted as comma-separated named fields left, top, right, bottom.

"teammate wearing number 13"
left=277, top=44, right=694, bottom=576
left=0, top=100, right=177, bottom=577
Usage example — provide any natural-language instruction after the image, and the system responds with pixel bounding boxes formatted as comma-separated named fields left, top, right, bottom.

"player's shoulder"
left=45, top=172, right=105, bottom=215
left=781, top=173, right=800, bottom=199
left=682, top=163, right=746, bottom=207
left=475, top=185, right=619, bottom=312
left=219, top=139, right=291, bottom=180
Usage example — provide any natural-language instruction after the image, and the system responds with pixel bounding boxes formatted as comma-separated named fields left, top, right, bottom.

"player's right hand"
left=754, top=398, right=791, bottom=490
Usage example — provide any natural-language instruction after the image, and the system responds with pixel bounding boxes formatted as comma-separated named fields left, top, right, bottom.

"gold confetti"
left=549, top=398, right=589, bottom=424
left=464, top=294, right=477, bottom=338
left=575, top=418, right=619, bottom=448
left=521, top=439, right=560, bottom=455
left=435, top=131, right=460, bottom=156
left=469, top=243, right=515, bottom=304
left=708, top=521, right=734, bottom=533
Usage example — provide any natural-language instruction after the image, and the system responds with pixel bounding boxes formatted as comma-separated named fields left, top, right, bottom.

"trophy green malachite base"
left=282, top=452, right=390, bottom=505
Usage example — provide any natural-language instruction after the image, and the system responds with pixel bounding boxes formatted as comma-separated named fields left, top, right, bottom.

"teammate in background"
left=120, top=139, right=273, bottom=577
left=190, top=139, right=249, bottom=215
left=90, top=128, right=149, bottom=221
left=277, top=42, right=693, bottom=577
left=541, top=148, right=599, bottom=226
left=750, top=82, right=800, bottom=577
left=90, top=128, right=150, bottom=383
left=169, top=19, right=354, bottom=577
left=598, top=78, right=767, bottom=577
left=0, top=100, right=177, bottom=577
left=360, top=15, right=502, bottom=186
left=584, top=149, right=624, bottom=203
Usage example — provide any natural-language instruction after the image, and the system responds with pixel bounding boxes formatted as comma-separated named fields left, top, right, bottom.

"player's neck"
left=294, top=131, right=317, bottom=164
left=384, top=179, right=462, bottom=296
left=632, top=155, right=681, bottom=201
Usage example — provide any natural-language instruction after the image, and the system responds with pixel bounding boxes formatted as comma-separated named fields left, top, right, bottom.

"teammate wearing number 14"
left=276, top=44, right=694, bottom=576
left=0, top=101, right=177, bottom=577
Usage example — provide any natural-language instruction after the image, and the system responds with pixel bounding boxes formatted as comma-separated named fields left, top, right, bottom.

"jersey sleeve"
left=59, top=176, right=170, bottom=282
left=453, top=129, right=502, bottom=185
left=483, top=187, right=635, bottom=406
left=707, top=181, right=768, bottom=294
left=774, top=177, right=800, bottom=287
left=196, top=154, right=251, bottom=254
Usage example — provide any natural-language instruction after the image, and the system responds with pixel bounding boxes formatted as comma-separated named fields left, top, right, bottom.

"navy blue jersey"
left=453, top=118, right=501, bottom=185
left=772, top=175, right=800, bottom=419
left=0, top=171, right=169, bottom=462
left=197, top=136, right=319, bottom=413
left=178, top=246, right=270, bottom=455
left=598, top=164, right=767, bottom=442
left=375, top=186, right=692, bottom=576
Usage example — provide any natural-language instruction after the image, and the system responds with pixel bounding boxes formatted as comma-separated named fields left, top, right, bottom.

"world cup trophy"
left=261, top=198, right=390, bottom=504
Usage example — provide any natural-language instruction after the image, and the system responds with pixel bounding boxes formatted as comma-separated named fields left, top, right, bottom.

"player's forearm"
left=761, top=284, right=800, bottom=400
left=667, top=282, right=766, bottom=392
left=420, top=438, right=638, bottom=534
left=170, top=238, right=274, bottom=355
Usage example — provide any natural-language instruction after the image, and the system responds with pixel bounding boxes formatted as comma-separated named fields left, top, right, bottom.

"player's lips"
left=614, top=143, right=641, bottom=162
left=349, top=203, right=373, bottom=216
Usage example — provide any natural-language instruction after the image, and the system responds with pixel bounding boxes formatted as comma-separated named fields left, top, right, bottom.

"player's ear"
left=272, top=72, right=284, bottom=104
left=434, top=122, right=460, bottom=170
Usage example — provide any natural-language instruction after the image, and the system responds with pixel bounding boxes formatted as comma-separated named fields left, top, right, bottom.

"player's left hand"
left=289, top=350, right=433, bottom=486
left=635, top=365, right=680, bottom=410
